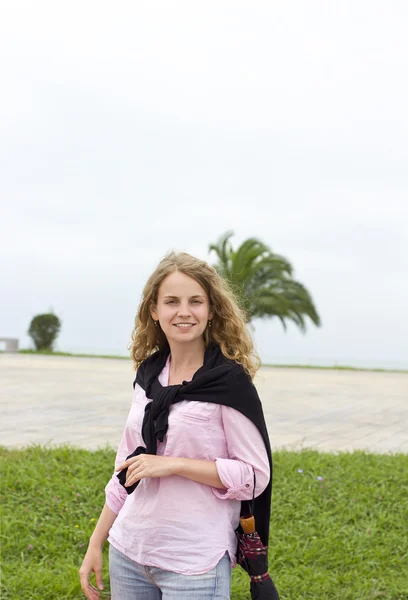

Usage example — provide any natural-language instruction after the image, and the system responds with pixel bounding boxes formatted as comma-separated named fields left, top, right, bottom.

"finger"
left=117, top=456, right=140, bottom=471
left=95, top=568, right=104, bottom=591
left=125, top=459, right=143, bottom=476
left=86, top=587, right=100, bottom=600
left=126, top=467, right=144, bottom=486
left=87, top=587, right=100, bottom=600
left=79, top=573, right=99, bottom=600
left=88, top=582, right=102, bottom=600
left=116, top=461, right=128, bottom=471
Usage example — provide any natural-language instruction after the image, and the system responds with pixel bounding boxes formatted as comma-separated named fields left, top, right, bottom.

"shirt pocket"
left=171, top=400, right=217, bottom=424
left=164, top=401, right=216, bottom=459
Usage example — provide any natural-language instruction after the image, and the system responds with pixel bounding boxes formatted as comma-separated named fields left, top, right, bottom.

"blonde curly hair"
left=130, top=251, right=260, bottom=380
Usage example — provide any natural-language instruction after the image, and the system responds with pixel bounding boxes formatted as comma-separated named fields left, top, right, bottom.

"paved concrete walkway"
left=1, top=354, right=407, bottom=453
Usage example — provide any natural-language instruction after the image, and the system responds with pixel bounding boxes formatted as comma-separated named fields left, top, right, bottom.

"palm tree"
left=209, top=231, right=321, bottom=332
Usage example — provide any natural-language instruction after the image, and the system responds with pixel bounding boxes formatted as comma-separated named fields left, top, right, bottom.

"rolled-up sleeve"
left=104, top=388, right=141, bottom=515
left=105, top=471, right=128, bottom=515
left=212, top=405, right=270, bottom=501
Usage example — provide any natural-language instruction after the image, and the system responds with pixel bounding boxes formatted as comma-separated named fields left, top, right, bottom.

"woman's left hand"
left=117, top=454, right=180, bottom=487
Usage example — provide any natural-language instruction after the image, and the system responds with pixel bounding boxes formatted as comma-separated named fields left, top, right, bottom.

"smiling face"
left=150, top=271, right=213, bottom=347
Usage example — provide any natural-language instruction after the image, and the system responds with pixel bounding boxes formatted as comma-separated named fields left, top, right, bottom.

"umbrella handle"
left=240, top=515, right=256, bottom=534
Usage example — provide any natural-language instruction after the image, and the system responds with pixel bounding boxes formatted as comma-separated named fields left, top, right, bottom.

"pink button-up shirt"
left=106, top=356, right=270, bottom=575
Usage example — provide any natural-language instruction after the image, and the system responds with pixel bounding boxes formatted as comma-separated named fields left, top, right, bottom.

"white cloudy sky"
left=1, top=1, right=407, bottom=368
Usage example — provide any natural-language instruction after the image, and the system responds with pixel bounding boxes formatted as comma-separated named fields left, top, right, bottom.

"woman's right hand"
left=79, top=544, right=104, bottom=600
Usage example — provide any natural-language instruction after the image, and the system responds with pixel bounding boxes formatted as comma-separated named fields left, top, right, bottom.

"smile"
left=174, top=324, right=195, bottom=328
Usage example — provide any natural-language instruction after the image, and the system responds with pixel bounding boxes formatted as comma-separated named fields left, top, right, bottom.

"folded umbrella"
left=236, top=514, right=280, bottom=600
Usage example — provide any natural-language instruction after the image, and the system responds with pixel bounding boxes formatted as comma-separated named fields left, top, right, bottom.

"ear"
left=150, top=305, right=158, bottom=321
left=208, top=309, right=214, bottom=320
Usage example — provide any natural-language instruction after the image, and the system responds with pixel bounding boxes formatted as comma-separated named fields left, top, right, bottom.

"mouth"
left=173, top=323, right=196, bottom=329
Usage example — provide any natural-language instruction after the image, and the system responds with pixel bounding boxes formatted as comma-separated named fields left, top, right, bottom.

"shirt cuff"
left=212, top=457, right=254, bottom=501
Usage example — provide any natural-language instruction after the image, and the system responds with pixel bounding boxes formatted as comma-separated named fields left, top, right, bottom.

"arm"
left=79, top=503, right=117, bottom=600
left=117, top=454, right=227, bottom=489
left=79, top=387, right=142, bottom=599
left=88, top=502, right=118, bottom=550
left=211, top=405, right=270, bottom=501
left=118, top=405, right=269, bottom=496
left=173, top=457, right=228, bottom=489
left=105, top=385, right=145, bottom=514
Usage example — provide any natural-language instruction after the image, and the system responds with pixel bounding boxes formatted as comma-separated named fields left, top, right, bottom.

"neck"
left=168, top=338, right=206, bottom=373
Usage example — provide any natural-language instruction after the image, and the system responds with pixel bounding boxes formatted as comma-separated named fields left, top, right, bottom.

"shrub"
left=27, top=313, right=62, bottom=351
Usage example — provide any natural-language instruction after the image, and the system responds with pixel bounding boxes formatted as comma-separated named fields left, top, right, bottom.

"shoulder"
left=134, top=346, right=169, bottom=389
left=227, top=360, right=255, bottom=386
left=225, top=361, right=259, bottom=408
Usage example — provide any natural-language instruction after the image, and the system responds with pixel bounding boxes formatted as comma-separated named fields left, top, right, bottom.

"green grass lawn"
left=1, top=446, right=407, bottom=600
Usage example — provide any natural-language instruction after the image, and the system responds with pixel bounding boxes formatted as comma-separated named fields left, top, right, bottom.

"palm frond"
left=208, top=231, right=321, bottom=332
left=208, top=230, right=234, bottom=277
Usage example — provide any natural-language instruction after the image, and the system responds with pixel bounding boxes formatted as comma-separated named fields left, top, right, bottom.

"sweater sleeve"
left=104, top=386, right=143, bottom=515
left=212, top=404, right=270, bottom=502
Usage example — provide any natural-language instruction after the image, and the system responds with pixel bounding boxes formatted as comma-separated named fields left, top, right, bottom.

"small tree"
left=28, top=313, right=62, bottom=351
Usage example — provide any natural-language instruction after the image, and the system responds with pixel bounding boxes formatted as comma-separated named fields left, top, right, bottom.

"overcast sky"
left=1, top=1, right=407, bottom=368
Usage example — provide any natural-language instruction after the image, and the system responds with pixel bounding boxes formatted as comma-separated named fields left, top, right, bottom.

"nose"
left=177, top=302, right=192, bottom=316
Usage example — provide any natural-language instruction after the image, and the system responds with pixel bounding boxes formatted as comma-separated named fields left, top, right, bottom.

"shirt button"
left=245, top=484, right=250, bottom=488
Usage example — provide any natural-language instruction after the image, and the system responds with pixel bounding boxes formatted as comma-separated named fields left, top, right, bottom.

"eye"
left=192, top=300, right=202, bottom=304
left=166, top=300, right=176, bottom=304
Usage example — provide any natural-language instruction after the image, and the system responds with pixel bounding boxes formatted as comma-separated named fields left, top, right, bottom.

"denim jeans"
left=109, top=544, right=231, bottom=600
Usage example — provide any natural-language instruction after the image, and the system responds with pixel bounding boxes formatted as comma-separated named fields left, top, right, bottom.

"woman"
left=79, top=251, right=274, bottom=600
